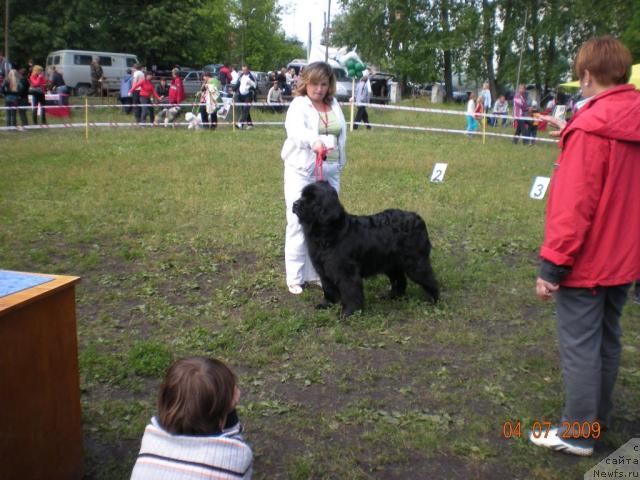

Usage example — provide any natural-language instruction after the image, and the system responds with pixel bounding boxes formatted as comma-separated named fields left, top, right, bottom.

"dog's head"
left=293, top=181, right=346, bottom=228
left=185, top=112, right=201, bottom=129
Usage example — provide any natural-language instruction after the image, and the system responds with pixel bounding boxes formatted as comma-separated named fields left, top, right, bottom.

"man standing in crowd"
left=218, top=63, right=232, bottom=92
left=353, top=73, right=372, bottom=130
left=130, top=64, right=145, bottom=122
left=90, top=56, right=104, bottom=96
left=236, top=65, right=256, bottom=129
left=512, top=84, right=527, bottom=143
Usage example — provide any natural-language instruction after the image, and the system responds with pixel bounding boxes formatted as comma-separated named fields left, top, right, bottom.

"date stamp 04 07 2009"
left=502, top=420, right=602, bottom=440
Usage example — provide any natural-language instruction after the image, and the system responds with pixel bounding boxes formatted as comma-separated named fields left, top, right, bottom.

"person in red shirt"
left=530, top=36, right=640, bottom=457
left=129, top=71, right=160, bottom=124
left=168, top=68, right=185, bottom=106
left=217, top=63, right=232, bottom=93
left=29, top=65, right=48, bottom=125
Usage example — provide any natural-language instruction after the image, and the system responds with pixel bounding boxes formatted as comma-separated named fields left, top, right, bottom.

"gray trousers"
left=555, top=284, right=631, bottom=437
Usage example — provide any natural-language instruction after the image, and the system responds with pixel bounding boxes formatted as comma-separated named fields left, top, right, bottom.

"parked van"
left=46, top=50, right=139, bottom=96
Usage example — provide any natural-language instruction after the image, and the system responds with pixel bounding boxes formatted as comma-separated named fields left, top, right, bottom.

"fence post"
left=350, top=78, right=355, bottom=132
left=482, top=114, right=486, bottom=145
left=232, top=96, right=236, bottom=131
left=85, top=97, right=89, bottom=141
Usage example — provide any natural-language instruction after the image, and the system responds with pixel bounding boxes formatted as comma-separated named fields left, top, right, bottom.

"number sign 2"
left=430, top=163, right=448, bottom=183
left=529, top=176, right=551, bottom=200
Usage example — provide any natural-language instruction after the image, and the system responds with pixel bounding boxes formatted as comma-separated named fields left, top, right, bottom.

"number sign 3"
left=529, top=176, right=551, bottom=200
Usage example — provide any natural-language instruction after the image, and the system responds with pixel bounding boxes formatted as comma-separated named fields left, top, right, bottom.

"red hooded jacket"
left=540, top=84, right=640, bottom=287
left=169, top=76, right=185, bottom=104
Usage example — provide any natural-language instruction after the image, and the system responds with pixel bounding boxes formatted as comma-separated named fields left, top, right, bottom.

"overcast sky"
left=278, top=0, right=343, bottom=49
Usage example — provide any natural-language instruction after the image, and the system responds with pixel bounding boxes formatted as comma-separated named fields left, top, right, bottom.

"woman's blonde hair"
left=294, top=62, right=336, bottom=104
left=32, top=65, right=43, bottom=75
left=7, top=69, right=18, bottom=92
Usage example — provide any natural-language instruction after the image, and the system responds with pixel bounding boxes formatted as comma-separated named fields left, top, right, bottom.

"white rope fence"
left=0, top=100, right=558, bottom=144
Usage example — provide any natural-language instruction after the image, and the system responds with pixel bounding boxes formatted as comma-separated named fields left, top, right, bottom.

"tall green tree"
left=1, top=0, right=302, bottom=71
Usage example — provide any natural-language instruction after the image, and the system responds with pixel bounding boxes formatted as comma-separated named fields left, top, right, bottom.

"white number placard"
left=529, top=176, right=551, bottom=200
left=430, top=163, right=448, bottom=183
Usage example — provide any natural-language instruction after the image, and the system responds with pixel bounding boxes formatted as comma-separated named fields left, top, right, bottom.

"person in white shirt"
left=353, top=73, right=372, bottom=130
left=130, top=63, right=145, bottom=123
left=492, top=94, right=509, bottom=127
left=281, top=62, right=347, bottom=294
left=465, top=91, right=478, bottom=135
left=481, top=82, right=492, bottom=113
left=267, top=80, right=284, bottom=113
left=236, top=65, right=256, bottom=129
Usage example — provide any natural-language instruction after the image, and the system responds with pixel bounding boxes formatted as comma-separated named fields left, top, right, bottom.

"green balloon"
left=348, top=68, right=356, bottom=77
left=355, top=62, right=365, bottom=72
left=346, top=58, right=355, bottom=68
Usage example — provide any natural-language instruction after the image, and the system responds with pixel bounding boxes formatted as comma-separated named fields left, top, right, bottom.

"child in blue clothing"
left=465, top=91, right=478, bottom=135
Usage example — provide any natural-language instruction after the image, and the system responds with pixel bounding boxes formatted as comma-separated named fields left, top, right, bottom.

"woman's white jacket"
left=281, top=95, right=347, bottom=175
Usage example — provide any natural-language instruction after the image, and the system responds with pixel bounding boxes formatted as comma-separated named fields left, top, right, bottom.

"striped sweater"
left=130, top=414, right=253, bottom=480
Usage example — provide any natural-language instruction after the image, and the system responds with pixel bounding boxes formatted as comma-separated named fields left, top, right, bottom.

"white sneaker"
left=245, top=125, right=253, bottom=130
left=529, top=427, right=593, bottom=456
left=288, top=284, right=303, bottom=295
left=235, top=123, right=243, bottom=129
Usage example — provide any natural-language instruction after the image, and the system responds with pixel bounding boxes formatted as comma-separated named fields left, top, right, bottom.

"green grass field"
left=1, top=102, right=639, bottom=479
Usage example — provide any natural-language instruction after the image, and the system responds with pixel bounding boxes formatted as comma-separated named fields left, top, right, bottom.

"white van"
left=46, top=49, right=139, bottom=95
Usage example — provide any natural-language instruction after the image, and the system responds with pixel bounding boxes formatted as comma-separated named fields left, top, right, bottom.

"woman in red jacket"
left=129, top=71, right=160, bottom=124
left=29, top=65, right=48, bottom=125
left=168, top=68, right=185, bottom=106
left=531, top=36, right=640, bottom=457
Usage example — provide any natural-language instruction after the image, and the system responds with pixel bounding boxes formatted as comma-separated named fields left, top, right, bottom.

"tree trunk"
left=440, top=0, right=453, bottom=102
left=495, top=0, right=515, bottom=93
left=482, top=0, right=497, bottom=100
left=530, top=0, right=541, bottom=92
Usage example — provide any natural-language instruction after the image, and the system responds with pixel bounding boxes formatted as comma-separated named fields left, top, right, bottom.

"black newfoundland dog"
left=292, top=181, right=439, bottom=316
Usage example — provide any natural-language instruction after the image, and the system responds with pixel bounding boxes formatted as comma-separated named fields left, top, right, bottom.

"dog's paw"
left=315, top=300, right=333, bottom=310
left=341, top=307, right=362, bottom=318
left=382, top=290, right=405, bottom=300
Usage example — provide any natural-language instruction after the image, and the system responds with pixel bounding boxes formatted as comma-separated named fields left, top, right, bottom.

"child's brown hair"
left=158, top=357, right=237, bottom=435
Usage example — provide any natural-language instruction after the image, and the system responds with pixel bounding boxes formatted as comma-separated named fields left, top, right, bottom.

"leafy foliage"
left=1, top=0, right=305, bottom=71
left=333, top=0, right=639, bottom=97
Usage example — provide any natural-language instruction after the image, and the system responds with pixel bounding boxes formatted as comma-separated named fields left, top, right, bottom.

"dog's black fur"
left=292, top=181, right=439, bottom=316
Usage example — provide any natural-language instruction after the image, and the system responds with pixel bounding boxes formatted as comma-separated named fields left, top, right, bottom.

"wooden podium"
left=0, top=272, right=83, bottom=480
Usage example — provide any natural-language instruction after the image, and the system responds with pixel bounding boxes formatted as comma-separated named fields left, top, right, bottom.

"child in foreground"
left=130, top=357, right=253, bottom=479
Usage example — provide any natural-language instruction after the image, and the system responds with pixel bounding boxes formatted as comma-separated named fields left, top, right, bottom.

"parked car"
left=179, top=70, right=204, bottom=97
left=369, top=72, right=395, bottom=104
left=453, top=90, right=470, bottom=103
left=284, top=59, right=353, bottom=101
left=202, top=64, right=223, bottom=77
left=46, top=49, right=139, bottom=96
left=251, top=71, right=271, bottom=98
left=286, top=59, right=307, bottom=75
left=333, top=67, right=354, bottom=101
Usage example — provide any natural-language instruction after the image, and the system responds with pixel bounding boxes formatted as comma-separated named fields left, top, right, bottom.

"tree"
left=331, top=0, right=637, bottom=100
left=0, top=0, right=303, bottom=71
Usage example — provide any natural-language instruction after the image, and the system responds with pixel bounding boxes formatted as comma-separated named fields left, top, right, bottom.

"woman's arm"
left=284, top=98, right=320, bottom=150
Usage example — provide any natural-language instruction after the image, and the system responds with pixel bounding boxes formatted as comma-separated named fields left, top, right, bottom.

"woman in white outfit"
left=281, top=62, right=347, bottom=294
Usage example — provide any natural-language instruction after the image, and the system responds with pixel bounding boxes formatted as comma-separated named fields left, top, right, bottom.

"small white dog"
left=185, top=112, right=202, bottom=130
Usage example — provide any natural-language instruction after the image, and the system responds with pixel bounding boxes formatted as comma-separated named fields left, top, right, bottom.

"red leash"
left=315, top=146, right=328, bottom=181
